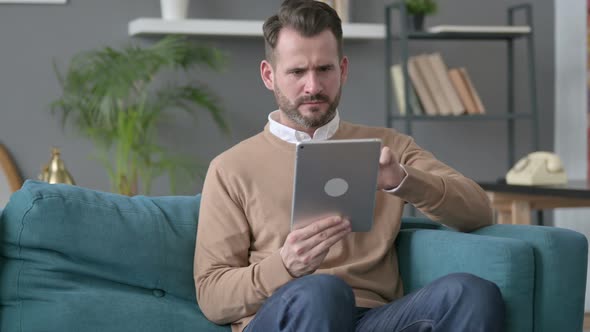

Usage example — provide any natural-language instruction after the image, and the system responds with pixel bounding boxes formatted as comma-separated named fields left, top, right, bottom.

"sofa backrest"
left=0, top=180, right=228, bottom=332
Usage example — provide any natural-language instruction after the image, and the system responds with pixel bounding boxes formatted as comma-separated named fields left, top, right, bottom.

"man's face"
left=261, top=28, right=348, bottom=131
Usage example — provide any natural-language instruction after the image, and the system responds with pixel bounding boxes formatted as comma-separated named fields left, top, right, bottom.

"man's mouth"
left=298, top=94, right=329, bottom=106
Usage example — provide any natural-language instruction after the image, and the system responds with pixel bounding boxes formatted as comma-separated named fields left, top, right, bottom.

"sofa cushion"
left=0, top=180, right=229, bottom=332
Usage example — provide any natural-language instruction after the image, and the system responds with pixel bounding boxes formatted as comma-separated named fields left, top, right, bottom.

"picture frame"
left=0, top=144, right=23, bottom=195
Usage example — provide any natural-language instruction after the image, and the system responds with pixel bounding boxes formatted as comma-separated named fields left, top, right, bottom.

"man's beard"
left=273, top=85, right=341, bottom=129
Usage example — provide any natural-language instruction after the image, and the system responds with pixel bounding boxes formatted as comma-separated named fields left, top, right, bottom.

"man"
left=194, top=0, right=504, bottom=331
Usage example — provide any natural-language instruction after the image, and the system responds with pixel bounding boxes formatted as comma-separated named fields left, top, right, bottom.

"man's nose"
left=304, top=72, right=322, bottom=95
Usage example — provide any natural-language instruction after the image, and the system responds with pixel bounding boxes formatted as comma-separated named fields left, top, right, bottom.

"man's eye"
left=291, top=70, right=304, bottom=75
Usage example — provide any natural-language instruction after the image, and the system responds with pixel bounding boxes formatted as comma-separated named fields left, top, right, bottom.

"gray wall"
left=0, top=0, right=554, bottom=196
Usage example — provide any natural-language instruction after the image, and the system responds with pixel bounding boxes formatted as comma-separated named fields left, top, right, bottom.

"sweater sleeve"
left=193, top=159, right=294, bottom=324
left=392, top=136, right=493, bottom=232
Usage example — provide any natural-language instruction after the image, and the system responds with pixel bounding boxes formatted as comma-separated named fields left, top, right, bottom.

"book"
left=315, top=0, right=334, bottom=5
left=314, top=0, right=349, bottom=22
left=334, top=0, right=350, bottom=23
left=458, top=67, right=486, bottom=114
left=407, top=57, right=438, bottom=116
left=414, top=54, right=452, bottom=115
left=427, top=25, right=531, bottom=34
left=427, top=53, right=465, bottom=116
left=390, top=64, right=423, bottom=115
left=448, top=68, right=478, bottom=115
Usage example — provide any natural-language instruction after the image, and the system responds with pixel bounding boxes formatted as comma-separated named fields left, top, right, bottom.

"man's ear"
left=340, top=56, right=349, bottom=85
left=260, top=60, right=275, bottom=91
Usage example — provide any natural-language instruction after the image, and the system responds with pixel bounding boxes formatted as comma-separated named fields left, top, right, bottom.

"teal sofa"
left=0, top=180, right=587, bottom=331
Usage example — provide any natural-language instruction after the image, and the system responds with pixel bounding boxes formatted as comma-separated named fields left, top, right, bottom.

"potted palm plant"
left=51, top=36, right=229, bottom=196
left=404, top=0, right=437, bottom=31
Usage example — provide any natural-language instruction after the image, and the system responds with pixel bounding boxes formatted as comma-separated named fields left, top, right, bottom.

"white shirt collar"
left=268, top=110, right=340, bottom=143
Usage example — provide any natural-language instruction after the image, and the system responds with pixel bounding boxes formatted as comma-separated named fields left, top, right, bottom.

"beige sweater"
left=194, top=121, right=493, bottom=332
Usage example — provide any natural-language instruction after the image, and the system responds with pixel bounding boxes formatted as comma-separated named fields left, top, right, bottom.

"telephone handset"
left=506, top=151, right=568, bottom=185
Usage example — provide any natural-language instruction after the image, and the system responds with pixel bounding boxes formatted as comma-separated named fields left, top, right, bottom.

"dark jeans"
left=244, top=273, right=505, bottom=332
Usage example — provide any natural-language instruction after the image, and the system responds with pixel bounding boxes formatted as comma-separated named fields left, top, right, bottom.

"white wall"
left=553, top=0, right=590, bottom=310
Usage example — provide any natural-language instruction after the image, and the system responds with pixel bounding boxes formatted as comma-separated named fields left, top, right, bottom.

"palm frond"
left=50, top=36, right=229, bottom=195
left=150, top=84, right=230, bottom=134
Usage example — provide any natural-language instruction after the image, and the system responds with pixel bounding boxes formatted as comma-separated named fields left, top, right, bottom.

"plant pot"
left=160, top=0, right=189, bottom=20
left=407, top=14, right=425, bottom=31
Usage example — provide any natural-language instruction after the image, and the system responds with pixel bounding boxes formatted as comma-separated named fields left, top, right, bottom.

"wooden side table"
left=477, top=180, right=590, bottom=225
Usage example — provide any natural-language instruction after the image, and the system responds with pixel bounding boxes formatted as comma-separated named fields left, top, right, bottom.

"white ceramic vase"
left=160, top=0, right=190, bottom=20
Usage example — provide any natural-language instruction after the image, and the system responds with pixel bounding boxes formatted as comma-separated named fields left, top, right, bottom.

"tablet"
left=290, top=138, right=382, bottom=232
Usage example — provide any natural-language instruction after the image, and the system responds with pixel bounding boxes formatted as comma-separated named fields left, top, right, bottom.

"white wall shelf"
left=128, top=18, right=385, bottom=39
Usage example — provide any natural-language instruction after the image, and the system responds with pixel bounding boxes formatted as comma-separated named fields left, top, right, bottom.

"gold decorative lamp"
left=38, top=148, right=75, bottom=185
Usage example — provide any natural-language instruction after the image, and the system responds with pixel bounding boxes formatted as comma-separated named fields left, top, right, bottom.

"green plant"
left=405, top=0, right=437, bottom=15
left=51, top=36, right=229, bottom=196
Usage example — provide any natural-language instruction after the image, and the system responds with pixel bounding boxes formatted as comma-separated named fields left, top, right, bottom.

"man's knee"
left=281, top=274, right=355, bottom=312
left=440, top=273, right=502, bottom=300
left=245, top=275, right=356, bottom=332
left=437, top=273, right=505, bottom=317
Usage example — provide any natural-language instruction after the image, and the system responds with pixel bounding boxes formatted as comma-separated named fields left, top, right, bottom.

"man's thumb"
left=379, top=147, right=392, bottom=165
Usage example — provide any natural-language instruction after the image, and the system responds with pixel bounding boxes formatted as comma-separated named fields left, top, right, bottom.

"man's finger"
left=291, top=216, right=343, bottom=242
left=296, top=219, right=351, bottom=253
left=380, top=146, right=392, bottom=165
left=307, top=226, right=351, bottom=260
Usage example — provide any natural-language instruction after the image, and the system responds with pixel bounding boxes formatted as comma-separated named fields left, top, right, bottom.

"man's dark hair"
left=263, top=0, right=343, bottom=64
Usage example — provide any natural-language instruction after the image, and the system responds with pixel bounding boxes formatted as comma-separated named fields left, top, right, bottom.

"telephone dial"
left=506, top=151, right=568, bottom=185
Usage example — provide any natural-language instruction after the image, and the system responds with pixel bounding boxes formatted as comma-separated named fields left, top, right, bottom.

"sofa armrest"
left=396, top=228, right=534, bottom=332
left=401, top=217, right=450, bottom=230
left=472, top=225, right=588, bottom=332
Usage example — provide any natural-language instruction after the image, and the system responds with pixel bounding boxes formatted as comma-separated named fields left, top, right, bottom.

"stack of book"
left=314, top=0, right=350, bottom=22
left=391, top=53, right=485, bottom=116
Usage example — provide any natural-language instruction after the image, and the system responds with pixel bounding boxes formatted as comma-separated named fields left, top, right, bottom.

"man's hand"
left=378, top=146, right=406, bottom=190
left=280, top=216, right=351, bottom=278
